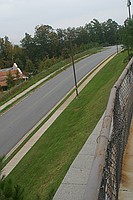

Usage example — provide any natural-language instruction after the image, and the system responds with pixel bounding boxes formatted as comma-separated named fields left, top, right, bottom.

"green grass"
left=7, top=51, right=128, bottom=200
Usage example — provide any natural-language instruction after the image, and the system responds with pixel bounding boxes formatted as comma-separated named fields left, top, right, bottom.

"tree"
left=21, top=33, right=36, bottom=63
left=6, top=72, right=15, bottom=89
left=85, top=19, right=104, bottom=44
left=0, top=36, right=14, bottom=68
left=56, top=28, right=68, bottom=57
left=61, top=48, right=69, bottom=59
left=13, top=45, right=26, bottom=70
left=74, top=26, right=89, bottom=47
left=25, top=59, right=35, bottom=74
left=34, top=25, right=59, bottom=59
left=0, top=157, right=25, bottom=200
left=122, top=18, right=133, bottom=51
left=102, top=19, right=119, bottom=45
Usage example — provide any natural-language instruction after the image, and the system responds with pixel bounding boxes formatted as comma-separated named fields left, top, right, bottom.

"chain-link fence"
left=83, top=57, right=133, bottom=200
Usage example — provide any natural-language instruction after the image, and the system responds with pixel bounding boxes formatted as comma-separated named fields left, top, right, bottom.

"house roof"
left=0, top=68, right=15, bottom=72
left=0, top=63, right=28, bottom=88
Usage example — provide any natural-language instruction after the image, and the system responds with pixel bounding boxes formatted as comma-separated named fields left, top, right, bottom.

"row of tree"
left=0, top=18, right=133, bottom=74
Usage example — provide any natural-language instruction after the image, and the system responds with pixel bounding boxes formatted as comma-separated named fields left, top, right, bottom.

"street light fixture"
left=127, top=0, right=132, bottom=19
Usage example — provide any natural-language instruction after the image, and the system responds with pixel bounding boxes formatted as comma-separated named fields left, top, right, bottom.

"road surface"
left=0, top=46, right=118, bottom=155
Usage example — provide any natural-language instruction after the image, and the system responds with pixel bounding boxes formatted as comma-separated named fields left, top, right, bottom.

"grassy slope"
left=8, top=51, right=128, bottom=200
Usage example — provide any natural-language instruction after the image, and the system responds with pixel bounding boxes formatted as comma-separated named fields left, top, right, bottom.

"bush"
left=0, top=157, right=25, bottom=200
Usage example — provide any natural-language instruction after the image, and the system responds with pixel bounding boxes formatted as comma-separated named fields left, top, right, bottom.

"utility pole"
left=68, top=35, right=79, bottom=97
left=127, top=0, right=132, bottom=19
left=116, top=27, right=119, bottom=54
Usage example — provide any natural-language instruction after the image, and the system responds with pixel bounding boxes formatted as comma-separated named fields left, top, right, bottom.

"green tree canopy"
left=0, top=18, right=122, bottom=75
left=0, top=36, right=13, bottom=68
left=122, top=18, right=133, bottom=50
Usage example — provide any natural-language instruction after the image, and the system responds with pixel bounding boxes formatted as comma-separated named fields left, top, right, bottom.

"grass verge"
left=7, top=51, right=128, bottom=200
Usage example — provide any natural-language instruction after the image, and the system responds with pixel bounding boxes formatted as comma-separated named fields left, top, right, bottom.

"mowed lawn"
left=8, top=51, right=127, bottom=200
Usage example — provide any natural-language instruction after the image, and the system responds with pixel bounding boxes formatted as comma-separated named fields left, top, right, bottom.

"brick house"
left=0, top=63, right=27, bottom=88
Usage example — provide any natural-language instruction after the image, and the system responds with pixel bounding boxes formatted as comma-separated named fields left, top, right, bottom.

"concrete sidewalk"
left=53, top=114, right=104, bottom=200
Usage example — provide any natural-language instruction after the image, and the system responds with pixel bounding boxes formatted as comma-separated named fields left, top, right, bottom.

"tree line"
left=0, top=18, right=133, bottom=75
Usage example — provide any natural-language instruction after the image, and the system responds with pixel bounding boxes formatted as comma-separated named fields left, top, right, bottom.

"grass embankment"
left=7, top=51, right=128, bottom=200
left=0, top=47, right=101, bottom=107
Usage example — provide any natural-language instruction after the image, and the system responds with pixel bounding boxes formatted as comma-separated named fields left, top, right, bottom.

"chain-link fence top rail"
left=83, top=57, right=133, bottom=200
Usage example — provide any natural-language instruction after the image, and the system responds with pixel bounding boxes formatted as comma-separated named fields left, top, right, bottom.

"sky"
left=0, top=0, right=132, bottom=44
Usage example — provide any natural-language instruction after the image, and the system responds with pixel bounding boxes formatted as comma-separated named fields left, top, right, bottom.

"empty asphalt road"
left=0, top=46, right=118, bottom=155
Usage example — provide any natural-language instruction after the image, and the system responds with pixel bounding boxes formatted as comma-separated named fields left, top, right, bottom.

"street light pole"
left=69, top=36, right=79, bottom=97
left=127, top=0, right=132, bottom=58
left=127, top=0, right=132, bottom=19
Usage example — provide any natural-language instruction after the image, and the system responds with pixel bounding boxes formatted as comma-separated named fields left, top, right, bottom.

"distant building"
left=0, top=63, right=27, bottom=88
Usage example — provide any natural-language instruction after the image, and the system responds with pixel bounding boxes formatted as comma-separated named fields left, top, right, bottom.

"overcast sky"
left=0, top=0, right=131, bottom=44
